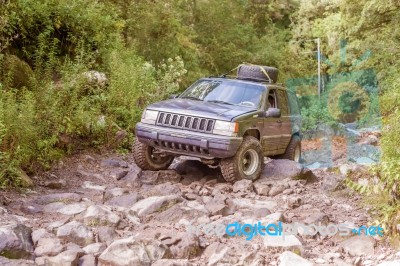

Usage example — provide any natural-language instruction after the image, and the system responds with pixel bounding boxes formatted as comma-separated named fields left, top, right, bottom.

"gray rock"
left=79, top=254, right=96, bottom=266
left=103, top=187, right=128, bottom=201
left=34, top=193, right=82, bottom=205
left=77, top=169, right=106, bottom=181
left=119, top=170, right=141, bottom=188
left=57, top=221, right=94, bottom=246
left=294, top=208, right=329, bottom=225
left=105, top=193, right=141, bottom=209
left=57, top=203, right=87, bottom=215
left=227, top=198, right=277, bottom=213
left=0, top=224, right=34, bottom=259
left=286, top=196, right=302, bottom=209
left=82, top=181, right=106, bottom=191
left=98, top=236, right=166, bottom=266
left=376, top=261, right=400, bottom=266
left=203, top=242, right=262, bottom=266
left=97, top=226, right=117, bottom=246
left=269, top=184, right=286, bottom=196
left=321, top=173, right=345, bottom=192
left=141, top=183, right=181, bottom=198
left=152, top=259, right=191, bottom=266
left=20, top=203, right=43, bottom=214
left=140, top=170, right=182, bottom=185
left=0, top=256, right=35, bottom=266
left=31, top=229, right=55, bottom=245
left=339, top=235, right=375, bottom=257
left=46, top=218, right=70, bottom=233
left=34, top=238, right=63, bottom=257
left=43, top=202, right=65, bottom=213
left=205, top=197, right=229, bottom=216
left=233, top=179, right=254, bottom=193
left=163, top=233, right=199, bottom=259
left=36, top=250, right=81, bottom=266
left=110, top=169, right=129, bottom=181
left=100, top=158, right=128, bottom=168
left=278, top=251, right=313, bottom=266
left=83, top=242, right=106, bottom=255
left=263, top=235, right=303, bottom=254
left=253, top=179, right=273, bottom=196
left=262, top=159, right=315, bottom=180
left=80, top=205, right=120, bottom=227
left=130, top=195, right=183, bottom=218
left=43, top=179, right=67, bottom=189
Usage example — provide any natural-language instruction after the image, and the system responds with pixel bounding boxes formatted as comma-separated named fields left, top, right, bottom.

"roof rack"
left=209, top=63, right=278, bottom=84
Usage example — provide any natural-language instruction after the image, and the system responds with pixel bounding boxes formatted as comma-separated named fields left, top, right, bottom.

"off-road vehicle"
left=133, top=64, right=302, bottom=182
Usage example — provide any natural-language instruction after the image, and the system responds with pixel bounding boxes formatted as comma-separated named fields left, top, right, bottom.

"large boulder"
left=35, top=250, right=82, bottom=266
left=261, top=159, right=315, bottom=181
left=202, top=242, right=263, bottom=266
left=56, top=221, right=94, bottom=246
left=0, top=224, right=34, bottom=259
left=34, top=193, right=82, bottom=205
left=98, top=236, right=167, bottom=266
left=0, top=55, right=35, bottom=89
left=0, top=256, right=35, bottom=266
left=79, top=205, right=120, bottom=227
left=339, top=235, right=375, bottom=257
left=263, top=235, right=303, bottom=254
left=278, top=251, right=313, bottom=266
left=34, top=238, right=63, bottom=257
left=130, top=195, right=183, bottom=218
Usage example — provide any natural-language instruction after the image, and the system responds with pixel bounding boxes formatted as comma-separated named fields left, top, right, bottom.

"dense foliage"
left=0, top=0, right=399, bottom=237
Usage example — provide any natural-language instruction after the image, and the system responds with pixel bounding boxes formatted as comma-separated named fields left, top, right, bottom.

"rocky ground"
left=0, top=127, right=399, bottom=266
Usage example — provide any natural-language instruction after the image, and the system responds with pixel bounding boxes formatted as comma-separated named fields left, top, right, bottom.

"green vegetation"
left=0, top=0, right=399, bottom=238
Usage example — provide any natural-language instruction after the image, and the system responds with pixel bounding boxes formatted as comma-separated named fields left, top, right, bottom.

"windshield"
left=179, top=79, right=265, bottom=108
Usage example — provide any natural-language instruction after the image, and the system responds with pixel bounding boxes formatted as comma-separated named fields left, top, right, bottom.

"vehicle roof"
left=203, top=77, right=287, bottom=90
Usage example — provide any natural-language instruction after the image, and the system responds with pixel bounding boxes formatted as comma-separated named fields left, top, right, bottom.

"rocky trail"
left=0, top=127, right=399, bottom=266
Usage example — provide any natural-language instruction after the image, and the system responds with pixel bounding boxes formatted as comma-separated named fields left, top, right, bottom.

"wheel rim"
left=242, top=149, right=259, bottom=176
left=294, top=145, right=301, bottom=162
left=149, top=147, right=170, bottom=163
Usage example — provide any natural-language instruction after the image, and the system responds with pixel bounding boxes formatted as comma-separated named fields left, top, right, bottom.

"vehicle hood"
left=146, top=98, right=257, bottom=121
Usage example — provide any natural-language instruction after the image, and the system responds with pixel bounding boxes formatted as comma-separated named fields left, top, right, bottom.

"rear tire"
left=133, top=138, right=174, bottom=170
left=274, top=135, right=301, bottom=162
left=220, top=136, right=263, bottom=182
left=237, top=64, right=279, bottom=83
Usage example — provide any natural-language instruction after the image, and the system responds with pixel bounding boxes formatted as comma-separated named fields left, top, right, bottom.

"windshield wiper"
left=181, top=96, right=202, bottom=101
left=206, top=100, right=234, bottom=105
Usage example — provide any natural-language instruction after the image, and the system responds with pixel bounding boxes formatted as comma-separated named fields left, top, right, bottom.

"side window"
left=287, top=91, right=300, bottom=115
left=277, top=89, right=289, bottom=115
left=267, top=89, right=277, bottom=109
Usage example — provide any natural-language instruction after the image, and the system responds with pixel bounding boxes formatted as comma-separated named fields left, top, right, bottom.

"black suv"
left=133, top=64, right=302, bottom=182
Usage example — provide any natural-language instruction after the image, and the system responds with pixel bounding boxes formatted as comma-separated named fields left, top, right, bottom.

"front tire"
left=133, top=139, right=174, bottom=170
left=220, top=136, right=263, bottom=182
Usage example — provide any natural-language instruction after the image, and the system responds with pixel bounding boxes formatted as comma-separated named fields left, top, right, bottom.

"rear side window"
left=287, top=91, right=300, bottom=115
left=276, top=89, right=289, bottom=115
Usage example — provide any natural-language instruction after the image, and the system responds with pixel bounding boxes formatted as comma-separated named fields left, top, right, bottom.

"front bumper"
left=135, top=123, right=242, bottom=159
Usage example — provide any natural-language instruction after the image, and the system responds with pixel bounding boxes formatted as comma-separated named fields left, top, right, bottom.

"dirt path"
left=0, top=146, right=399, bottom=266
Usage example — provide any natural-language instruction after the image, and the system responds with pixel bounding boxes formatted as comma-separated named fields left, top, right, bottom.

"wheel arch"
left=243, top=128, right=260, bottom=140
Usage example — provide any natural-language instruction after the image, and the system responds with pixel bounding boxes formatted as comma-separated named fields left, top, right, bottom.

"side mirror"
left=169, top=94, right=178, bottom=99
left=266, top=107, right=281, bottom=118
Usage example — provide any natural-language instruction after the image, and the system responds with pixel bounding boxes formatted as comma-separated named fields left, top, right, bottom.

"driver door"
left=261, top=88, right=282, bottom=156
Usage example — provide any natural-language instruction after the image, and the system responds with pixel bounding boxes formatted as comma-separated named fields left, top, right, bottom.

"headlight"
left=213, top=120, right=239, bottom=136
left=141, top=110, right=159, bottom=125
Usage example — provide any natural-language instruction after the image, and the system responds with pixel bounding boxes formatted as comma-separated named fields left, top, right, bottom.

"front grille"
left=156, top=112, right=215, bottom=133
